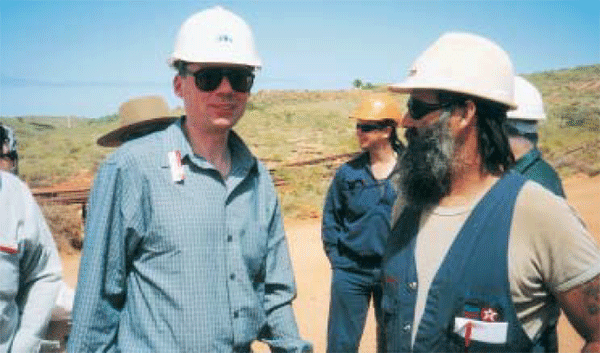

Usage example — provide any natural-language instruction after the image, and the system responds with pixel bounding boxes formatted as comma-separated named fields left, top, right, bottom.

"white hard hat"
left=389, top=32, right=517, bottom=109
left=169, top=6, right=262, bottom=68
left=507, top=76, right=546, bottom=121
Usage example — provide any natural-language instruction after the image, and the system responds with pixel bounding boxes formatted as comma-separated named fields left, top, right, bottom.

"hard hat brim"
left=388, top=81, right=518, bottom=110
left=506, top=112, right=547, bottom=121
left=167, top=56, right=262, bottom=69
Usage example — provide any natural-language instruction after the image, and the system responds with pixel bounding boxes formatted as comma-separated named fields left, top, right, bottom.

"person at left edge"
left=322, top=93, right=404, bottom=353
left=1, top=169, right=62, bottom=353
left=0, top=124, right=18, bottom=175
left=68, top=6, right=312, bottom=353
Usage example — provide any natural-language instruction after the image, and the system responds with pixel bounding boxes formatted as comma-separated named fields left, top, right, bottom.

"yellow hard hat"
left=349, top=93, right=403, bottom=124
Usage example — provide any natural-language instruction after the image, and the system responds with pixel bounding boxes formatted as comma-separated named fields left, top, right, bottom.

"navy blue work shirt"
left=322, top=152, right=399, bottom=271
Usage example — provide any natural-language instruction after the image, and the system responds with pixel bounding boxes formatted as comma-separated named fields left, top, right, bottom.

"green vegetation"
left=2, top=64, right=599, bottom=220
left=527, top=64, right=600, bottom=176
left=0, top=115, right=119, bottom=186
left=351, top=78, right=380, bottom=90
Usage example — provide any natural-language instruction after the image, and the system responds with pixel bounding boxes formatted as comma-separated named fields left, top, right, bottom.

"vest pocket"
left=448, top=334, right=508, bottom=352
left=448, top=295, right=511, bottom=352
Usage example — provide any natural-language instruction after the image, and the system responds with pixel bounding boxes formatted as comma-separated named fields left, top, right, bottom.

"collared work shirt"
left=511, top=148, right=565, bottom=197
left=0, top=172, right=62, bottom=353
left=322, top=152, right=398, bottom=271
left=68, top=120, right=311, bottom=352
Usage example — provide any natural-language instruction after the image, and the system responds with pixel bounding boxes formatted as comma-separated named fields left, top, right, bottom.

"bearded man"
left=382, top=32, right=600, bottom=353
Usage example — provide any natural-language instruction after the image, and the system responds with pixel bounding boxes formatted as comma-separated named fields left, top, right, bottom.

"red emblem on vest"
left=481, top=307, right=499, bottom=322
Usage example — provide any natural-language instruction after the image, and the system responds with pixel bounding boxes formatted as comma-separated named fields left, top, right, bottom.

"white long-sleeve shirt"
left=0, top=171, right=62, bottom=353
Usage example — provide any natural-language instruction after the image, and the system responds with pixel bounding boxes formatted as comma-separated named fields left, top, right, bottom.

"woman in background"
left=322, top=93, right=404, bottom=353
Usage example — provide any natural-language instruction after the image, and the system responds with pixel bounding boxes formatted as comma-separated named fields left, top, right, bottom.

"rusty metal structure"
left=32, top=186, right=89, bottom=205
left=30, top=152, right=360, bottom=205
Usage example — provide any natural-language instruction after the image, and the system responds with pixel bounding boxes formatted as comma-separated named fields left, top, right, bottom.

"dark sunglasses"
left=407, top=97, right=453, bottom=120
left=0, top=151, right=17, bottom=160
left=189, top=67, right=255, bottom=93
left=356, top=123, right=389, bottom=132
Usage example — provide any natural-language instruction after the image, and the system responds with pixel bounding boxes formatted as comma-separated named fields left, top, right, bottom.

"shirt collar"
left=512, top=148, right=542, bottom=174
left=158, top=117, right=256, bottom=175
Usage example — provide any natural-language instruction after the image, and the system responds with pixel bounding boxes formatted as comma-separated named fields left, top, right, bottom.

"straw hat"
left=97, top=96, right=180, bottom=147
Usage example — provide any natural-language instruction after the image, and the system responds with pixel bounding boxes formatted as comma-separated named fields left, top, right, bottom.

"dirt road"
left=61, top=174, right=600, bottom=352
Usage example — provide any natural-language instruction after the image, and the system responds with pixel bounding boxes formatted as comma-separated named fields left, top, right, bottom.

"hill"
left=1, top=64, right=599, bottom=247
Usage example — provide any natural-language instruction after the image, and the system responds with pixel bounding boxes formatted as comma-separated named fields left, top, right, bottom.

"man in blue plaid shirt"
left=68, top=6, right=312, bottom=353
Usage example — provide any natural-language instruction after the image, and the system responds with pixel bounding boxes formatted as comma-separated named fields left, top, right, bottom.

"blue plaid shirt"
left=68, top=119, right=311, bottom=352
left=0, top=172, right=62, bottom=353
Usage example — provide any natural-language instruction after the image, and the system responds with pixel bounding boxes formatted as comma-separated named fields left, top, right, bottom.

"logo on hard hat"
left=217, top=34, right=233, bottom=43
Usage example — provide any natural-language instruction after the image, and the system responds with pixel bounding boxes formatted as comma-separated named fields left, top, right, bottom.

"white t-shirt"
left=411, top=180, right=600, bottom=344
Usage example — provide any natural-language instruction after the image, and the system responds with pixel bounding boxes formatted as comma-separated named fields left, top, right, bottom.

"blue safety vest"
left=382, top=172, right=557, bottom=352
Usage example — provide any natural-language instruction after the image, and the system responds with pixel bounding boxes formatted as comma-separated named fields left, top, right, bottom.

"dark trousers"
left=327, top=268, right=383, bottom=353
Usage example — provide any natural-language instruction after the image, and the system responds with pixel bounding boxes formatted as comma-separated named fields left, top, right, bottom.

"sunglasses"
left=0, top=151, right=17, bottom=160
left=407, top=97, right=453, bottom=120
left=356, top=123, right=389, bottom=132
left=189, top=67, right=255, bottom=93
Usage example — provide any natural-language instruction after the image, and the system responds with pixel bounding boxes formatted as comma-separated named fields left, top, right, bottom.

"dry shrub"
left=39, top=203, right=84, bottom=253
left=557, top=106, right=600, bottom=131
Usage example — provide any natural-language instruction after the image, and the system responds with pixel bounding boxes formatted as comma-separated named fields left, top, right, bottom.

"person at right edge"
left=383, top=32, right=600, bottom=352
left=322, top=93, right=404, bottom=353
left=507, top=75, right=565, bottom=197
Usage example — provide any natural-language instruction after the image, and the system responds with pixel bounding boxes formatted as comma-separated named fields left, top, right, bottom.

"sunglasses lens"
left=357, top=123, right=386, bottom=132
left=408, top=99, right=430, bottom=120
left=408, top=98, right=452, bottom=120
left=227, top=70, right=255, bottom=93
left=357, top=124, right=372, bottom=132
left=193, top=68, right=254, bottom=93
left=194, top=69, right=222, bottom=91
left=0, top=151, right=17, bottom=160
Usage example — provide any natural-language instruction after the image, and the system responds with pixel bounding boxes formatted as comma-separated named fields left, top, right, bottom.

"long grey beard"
left=396, top=111, right=455, bottom=209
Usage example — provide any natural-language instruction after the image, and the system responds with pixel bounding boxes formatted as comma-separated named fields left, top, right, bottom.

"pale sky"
left=1, top=0, right=598, bottom=118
